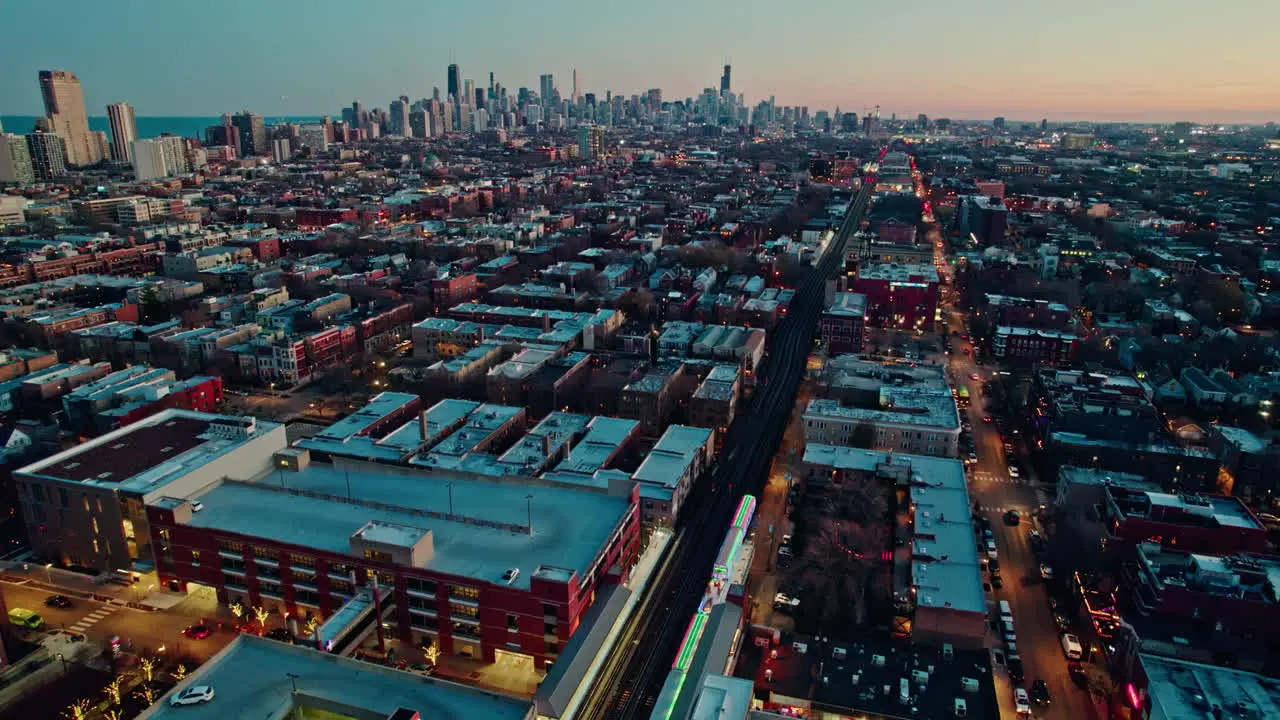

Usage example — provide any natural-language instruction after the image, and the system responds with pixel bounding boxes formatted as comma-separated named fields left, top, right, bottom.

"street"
left=945, top=303, right=1097, bottom=720
left=0, top=577, right=232, bottom=665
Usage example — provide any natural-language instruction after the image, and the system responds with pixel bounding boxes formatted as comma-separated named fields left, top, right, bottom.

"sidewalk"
left=0, top=561, right=187, bottom=612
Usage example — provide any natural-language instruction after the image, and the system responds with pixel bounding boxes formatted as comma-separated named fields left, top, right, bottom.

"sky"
left=2, top=0, right=1278, bottom=123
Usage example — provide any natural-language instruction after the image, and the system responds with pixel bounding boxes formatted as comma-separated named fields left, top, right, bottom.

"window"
left=544, top=621, right=558, bottom=635
left=450, top=584, right=479, bottom=601
left=82, top=496, right=90, bottom=512
left=257, top=563, right=281, bottom=579
left=218, top=540, right=244, bottom=555
left=508, top=615, right=519, bottom=632
left=221, top=557, right=245, bottom=572
left=362, top=549, right=393, bottom=563
left=410, top=613, right=439, bottom=631
left=222, top=573, right=247, bottom=589
left=328, top=578, right=353, bottom=595
left=449, top=602, right=478, bottom=618
left=191, top=550, right=201, bottom=567
left=295, top=589, right=321, bottom=607
left=546, top=639, right=560, bottom=654
left=289, top=553, right=316, bottom=570
left=328, top=562, right=352, bottom=577
left=408, top=595, right=435, bottom=611
left=159, top=528, right=171, bottom=542
left=253, top=547, right=277, bottom=562
left=542, top=603, right=558, bottom=618
left=451, top=620, right=480, bottom=638
left=259, top=580, right=283, bottom=597
left=405, top=577, right=436, bottom=594
left=58, top=488, right=69, bottom=508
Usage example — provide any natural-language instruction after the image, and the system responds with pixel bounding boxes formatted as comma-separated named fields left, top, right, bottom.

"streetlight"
left=56, top=652, right=67, bottom=674
left=287, top=672, right=300, bottom=694
left=44, top=563, right=53, bottom=585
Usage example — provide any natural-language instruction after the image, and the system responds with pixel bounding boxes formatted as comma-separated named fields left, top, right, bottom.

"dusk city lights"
left=0, top=2, right=1278, bottom=720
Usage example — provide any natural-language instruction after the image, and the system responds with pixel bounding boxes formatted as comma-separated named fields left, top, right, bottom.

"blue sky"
left=2, top=0, right=1277, bottom=122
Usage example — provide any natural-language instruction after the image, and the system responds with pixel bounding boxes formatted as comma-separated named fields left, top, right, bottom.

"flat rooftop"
left=804, top=444, right=983, bottom=614
left=694, top=365, right=740, bottom=401
left=554, top=416, right=638, bottom=475
left=311, top=392, right=419, bottom=442
left=805, top=391, right=958, bottom=430
left=633, top=425, right=712, bottom=490
left=825, top=292, right=867, bottom=317
left=417, top=403, right=523, bottom=459
left=1109, top=488, right=1262, bottom=530
left=140, top=635, right=532, bottom=720
left=497, top=412, right=591, bottom=474
left=18, top=410, right=281, bottom=495
left=1141, top=652, right=1280, bottom=720
left=183, top=463, right=631, bottom=590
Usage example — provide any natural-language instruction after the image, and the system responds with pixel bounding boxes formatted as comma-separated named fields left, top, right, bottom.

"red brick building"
left=850, top=263, right=939, bottom=330
left=819, top=292, right=867, bottom=353
left=1104, top=487, right=1269, bottom=555
left=295, top=207, right=357, bottom=229
left=992, top=326, right=1080, bottom=364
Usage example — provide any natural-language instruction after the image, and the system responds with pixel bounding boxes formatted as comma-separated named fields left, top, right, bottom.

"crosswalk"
left=969, top=471, right=1034, bottom=487
left=68, top=604, right=117, bottom=634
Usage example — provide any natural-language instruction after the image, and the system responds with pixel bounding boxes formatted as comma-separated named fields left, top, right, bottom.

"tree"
left=424, top=643, right=442, bottom=666
left=785, top=517, right=886, bottom=630
left=104, top=677, right=124, bottom=706
left=137, top=286, right=170, bottom=324
left=62, top=699, right=91, bottom=720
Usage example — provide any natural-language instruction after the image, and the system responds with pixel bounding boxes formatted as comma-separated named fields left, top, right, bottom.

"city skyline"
left=0, top=0, right=1277, bottom=124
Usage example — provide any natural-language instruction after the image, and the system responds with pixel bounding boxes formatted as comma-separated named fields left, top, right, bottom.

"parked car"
left=1007, top=657, right=1024, bottom=683
left=183, top=624, right=212, bottom=640
left=773, top=593, right=801, bottom=612
left=44, top=595, right=72, bottom=609
left=1014, top=687, right=1031, bottom=716
left=985, top=539, right=998, bottom=559
left=265, top=628, right=294, bottom=644
left=1007, top=466, right=1020, bottom=479
left=1028, top=531, right=1044, bottom=552
left=1040, top=564, right=1054, bottom=581
left=169, top=685, right=215, bottom=706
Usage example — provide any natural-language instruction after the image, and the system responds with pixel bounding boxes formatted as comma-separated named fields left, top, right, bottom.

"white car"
left=1040, top=564, right=1054, bottom=580
left=773, top=593, right=800, bottom=612
left=169, top=685, right=215, bottom=706
left=1007, top=466, right=1020, bottom=479
left=1014, top=687, right=1031, bottom=715
left=986, top=539, right=998, bottom=560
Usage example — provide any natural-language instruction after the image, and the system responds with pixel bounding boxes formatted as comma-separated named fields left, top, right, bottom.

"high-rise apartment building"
left=0, top=134, right=36, bottom=185
left=230, top=111, right=266, bottom=156
left=578, top=123, right=604, bottom=161
left=106, top=102, right=138, bottom=163
left=27, top=132, right=68, bottom=179
left=298, top=123, right=329, bottom=152
left=131, top=136, right=189, bottom=180
left=39, top=70, right=101, bottom=166
left=447, top=64, right=461, bottom=100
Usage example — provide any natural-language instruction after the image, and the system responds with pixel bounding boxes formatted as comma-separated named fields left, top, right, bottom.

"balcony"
left=224, top=581, right=248, bottom=593
left=406, top=587, right=436, bottom=601
left=254, top=556, right=279, bottom=568
left=291, top=577, right=318, bottom=592
left=260, top=589, right=284, bottom=601
left=452, top=628, right=482, bottom=643
left=217, top=549, right=242, bottom=560
left=221, top=565, right=247, bottom=576
left=448, top=595, right=479, bottom=608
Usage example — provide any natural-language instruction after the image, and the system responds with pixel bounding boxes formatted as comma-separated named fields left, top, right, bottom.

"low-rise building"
left=631, top=424, right=714, bottom=524
left=819, top=293, right=866, bottom=354
left=688, top=365, right=741, bottom=435
left=14, top=410, right=286, bottom=571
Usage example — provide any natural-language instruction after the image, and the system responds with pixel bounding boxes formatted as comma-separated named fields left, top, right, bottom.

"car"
left=1054, top=613, right=1071, bottom=632
left=1029, top=530, right=1044, bottom=550
left=986, top=539, right=998, bottom=559
left=407, top=662, right=435, bottom=676
left=773, top=593, right=800, bottom=612
left=1007, top=658, right=1025, bottom=683
left=183, top=624, right=212, bottom=640
left=988, top=557, right=1000, bottom=572
left=1040, top=564, right=1054, bottom=580
left=169, top=685, right=215, bottom=706
left=780, top=534, right=793, bottom=548
left=1068, top=662, right=1088, bottom=689
left=44, top=595, right=72, bottom=609
left=501, top=568, right=520, bottom=584
left=1003, top=443, right=1015, bottom=454
left=1031, top=679, right=1051, bottom=706
left=1014, top=687, right=1031, bottom=715
left=970, top=373, right=981, bottom=381
left=1007, top=466, right=1020, bottom=479
left=265, top=628, right=294, bottom=644
left=990, top=574, right=1004, bottom=589
left=1003, top=510, right=1020, bottom=526
left=967, top=452, right=978, bottom=464
left=982, top=415, right=993, bottom=423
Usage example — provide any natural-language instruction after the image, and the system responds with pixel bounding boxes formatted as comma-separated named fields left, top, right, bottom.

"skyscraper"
left=447, top=64, right=461, bottom=100
left=39, top=70, right=101, bottom=166
left=572, top=69, right=579, bottom=104
left=131, top=138, right=168, bottom=180
left=721, top=64, right=731, bottom=95
left=106, top=102, right=138, bottom=163
left=540, top=74, right=554, bottom=106
left=26, top=132, right=67, bottom=179
left=389, top=98, right=411, bottom=137
left=230, top=111, right=266, bottom=156
left=0, top=134, right=36, bottom=185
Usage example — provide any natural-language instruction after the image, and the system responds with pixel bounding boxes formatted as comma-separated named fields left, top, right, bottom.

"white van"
left=1061, top=633, right=1083, bottom=660
left=998, top=601, right=1013, bottom=623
